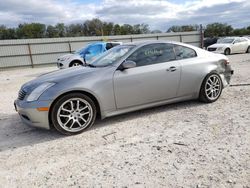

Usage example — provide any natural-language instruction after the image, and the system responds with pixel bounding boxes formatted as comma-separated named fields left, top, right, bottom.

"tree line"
left=0, top=18, right=250, bottom=40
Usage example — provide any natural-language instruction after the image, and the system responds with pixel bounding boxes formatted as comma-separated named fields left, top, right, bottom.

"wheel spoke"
left=206, top=82, right=212, bottom=87
left=70, top=101, right=74, bottom=111
left=79, top=116, right=87, bottom=123
left=75, top=120, right=82, bottom=127
left=214, top=79, right=219, bottom=85
left=60, top=114, right=70, bottom=118
left=61, top=107, right=71, bottom=113
left=64, top=118, right=71, bottom=126
left=207, top=91, right=212, bottom=97
left=77, top=100, right=80, bottom=110
left=69, top=120, right=75, bottom=129
left=81, top=111, right=90, bottom=116
left=79, top=106, right=88, bottom=112
left=213, top=91, right=216, bottom=98
left=208, top=79, right=213, bottom=85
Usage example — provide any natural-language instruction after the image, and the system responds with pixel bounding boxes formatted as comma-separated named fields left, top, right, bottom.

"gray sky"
left=0, top=0, right=249, bottom=30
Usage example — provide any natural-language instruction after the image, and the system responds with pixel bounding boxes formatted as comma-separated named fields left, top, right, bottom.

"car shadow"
left=0, top=114, right=63, bottom=152
left=0, top=100, right=206, bottom=152
left=92, top=100, right=205, bottom=130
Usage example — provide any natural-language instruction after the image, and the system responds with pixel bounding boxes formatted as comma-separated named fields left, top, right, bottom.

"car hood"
left=58, top=53, right=82, bottom=60
left=22, top=66, right=99, bottom=92
left=208, top=43, right=230, bottom=48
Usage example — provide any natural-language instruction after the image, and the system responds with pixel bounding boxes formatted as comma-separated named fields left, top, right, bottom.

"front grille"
left=18, top=89, right=27, bottom=100
left=208, top=48, right=216, bottom=52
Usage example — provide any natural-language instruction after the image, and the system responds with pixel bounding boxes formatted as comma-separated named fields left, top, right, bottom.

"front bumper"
left=207, top=48, right=225, bottom=54
left=14, top=99, right=52, bottom=130
left=57, top=61, right=67, bottom=69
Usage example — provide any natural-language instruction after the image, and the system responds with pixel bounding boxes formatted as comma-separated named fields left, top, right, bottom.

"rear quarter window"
left=174, top=45, right=197, bottom=60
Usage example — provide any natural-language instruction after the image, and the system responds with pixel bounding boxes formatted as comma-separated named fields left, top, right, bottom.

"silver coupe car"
left=15, top=41, right=233, bottom=135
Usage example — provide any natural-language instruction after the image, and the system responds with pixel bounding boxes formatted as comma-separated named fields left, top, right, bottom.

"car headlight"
left=27, top=82, right=55, bottom=102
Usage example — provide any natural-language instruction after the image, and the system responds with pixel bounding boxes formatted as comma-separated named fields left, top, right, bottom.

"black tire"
left=246, top=46, right=250, bottom=53
left=224, top=48, right=231, bottom=55
left=199, top=73, right=223, bottom=103
left=51, top=93, right=96, bottom=135
left=69, top=60, right=83, bottom=67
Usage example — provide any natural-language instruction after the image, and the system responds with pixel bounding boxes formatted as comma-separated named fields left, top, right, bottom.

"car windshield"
left=217, top=38, right=235, bottom=44
left=73, top=44, right=92, bottom=54
left=74, top=48, right=85, bottom=54
left=89, top=45, right=135, bottom=67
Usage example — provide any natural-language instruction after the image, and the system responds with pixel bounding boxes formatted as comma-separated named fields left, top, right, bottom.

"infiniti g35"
left=15, top=41, right=233, bottom=135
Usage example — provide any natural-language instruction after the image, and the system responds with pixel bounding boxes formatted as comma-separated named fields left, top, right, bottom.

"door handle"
left=166, top=66, right=177, bottom=72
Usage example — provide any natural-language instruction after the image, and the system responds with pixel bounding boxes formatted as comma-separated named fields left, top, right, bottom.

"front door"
left=113, top=43, right=181, bottom=109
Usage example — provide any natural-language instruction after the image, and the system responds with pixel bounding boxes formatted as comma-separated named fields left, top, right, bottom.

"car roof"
left=123, top=40, right=197, bottom=48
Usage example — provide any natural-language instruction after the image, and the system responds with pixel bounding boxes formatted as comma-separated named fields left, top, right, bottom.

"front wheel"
left=199, top=73, right=223, bottom=103
left=69, top=61, right=82, bottom=67
left=224, top=48, right=230, bottom=55
left=51, top=93, right=96, bottom=135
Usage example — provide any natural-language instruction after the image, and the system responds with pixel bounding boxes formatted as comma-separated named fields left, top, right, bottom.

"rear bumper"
left=14, top=99, right=51, bottom=130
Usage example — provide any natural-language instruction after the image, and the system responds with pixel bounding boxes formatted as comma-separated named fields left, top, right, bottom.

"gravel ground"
left=0, top=54, right=249, bottom=187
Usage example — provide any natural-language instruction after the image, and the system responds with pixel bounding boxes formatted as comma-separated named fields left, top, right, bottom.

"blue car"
left=57, top=41, right=122, bottom=69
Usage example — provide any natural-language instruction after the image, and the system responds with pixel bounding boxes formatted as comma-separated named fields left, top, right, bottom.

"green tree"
left=103, top=22, right=114, bottom=35
left=133, top=24, right=150, bottom=34
left=66, top=23, right=84, bottom=37
left=0, top=25, right=17, bottom=39
left=113, top=24, right=121, bottom=35
left=55, top=23, right=66, bottom=37
left=16, top=23, right=46, bottom=38
left=46, top=25, right=59, bottom=38
left=167, top=25, right=199, bottom=32
left=204, top=23, right=233, bottom=37
left=120, top=24, right=134, bottom=35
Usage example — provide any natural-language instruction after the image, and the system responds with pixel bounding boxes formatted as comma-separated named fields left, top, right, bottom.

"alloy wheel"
left=57, top=98, right=93, bottom=132
left=205, top=74, right=222, bottom=100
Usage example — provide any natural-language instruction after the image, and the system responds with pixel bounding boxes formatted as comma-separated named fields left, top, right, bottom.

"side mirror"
left=121, top=60, right=136, bottom=70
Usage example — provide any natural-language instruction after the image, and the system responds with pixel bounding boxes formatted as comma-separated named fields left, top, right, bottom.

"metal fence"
left=0, top=31, right=202, bottom=69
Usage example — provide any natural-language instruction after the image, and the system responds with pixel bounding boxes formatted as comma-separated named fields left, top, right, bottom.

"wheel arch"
left=48, top=90, right=101, bottom=129
left=69, top=60, right=84, bottom=67
left=198, top=68, right=222, bottom=97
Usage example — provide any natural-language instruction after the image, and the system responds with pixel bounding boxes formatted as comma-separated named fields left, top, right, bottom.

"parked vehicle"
left=57, top=41, right=121, bottom=69
left=207, top=37, right=250, bottom=55
left=15, top=41, right=233, bottom=135
left=203, top=37, right=218, bottom=49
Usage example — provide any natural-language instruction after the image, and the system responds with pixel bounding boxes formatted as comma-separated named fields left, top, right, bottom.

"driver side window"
left=127, top=43, right=175, bottom=67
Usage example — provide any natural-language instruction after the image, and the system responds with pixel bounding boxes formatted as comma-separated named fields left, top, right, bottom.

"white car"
left=57, top=42, right=122, bottom=69
left=207, top=37, right=250, bottom=55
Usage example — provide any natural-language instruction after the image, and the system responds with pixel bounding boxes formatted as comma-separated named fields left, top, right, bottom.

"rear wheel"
left=246, top=46, right=250, bottom=53
left=51, top=93, right=96, bottom=135
left=69, top=61, right=83, bottom=67
left=199, top=73, right=223, bottom=103
left=224, top=48, right=230, bottom=55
